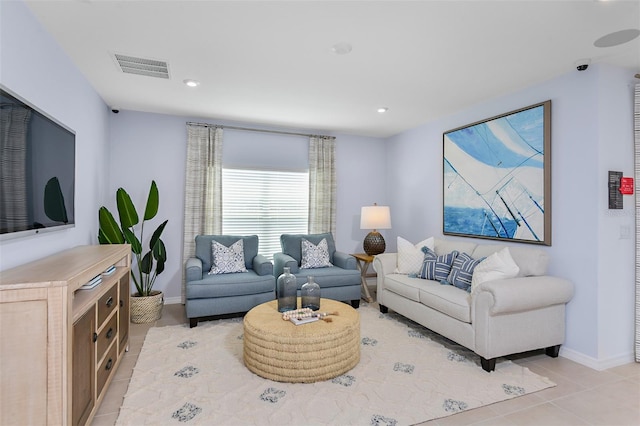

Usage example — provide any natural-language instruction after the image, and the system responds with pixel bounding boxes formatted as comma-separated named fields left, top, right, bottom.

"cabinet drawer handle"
left=105, top=358, right=113, bottom=371
left=120, top=299, right=124, bottom=308
left=105, top=296, right=114, bottom=308
left=92, top=333, right=98, bottom=343
left=106, top=328, right=114, bottom=339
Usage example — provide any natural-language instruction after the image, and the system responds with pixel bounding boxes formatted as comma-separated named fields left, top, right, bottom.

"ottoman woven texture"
left=243, top=298, right=360, bottom=383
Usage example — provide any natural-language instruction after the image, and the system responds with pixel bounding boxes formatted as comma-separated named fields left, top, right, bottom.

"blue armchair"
left=185, top=235, right=275, bottom=327
left=273, top=232, right=361, bottom=308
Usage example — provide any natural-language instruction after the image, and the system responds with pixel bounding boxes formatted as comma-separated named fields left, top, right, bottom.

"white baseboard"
left=164, top=296, right=183, bottom=305
left=560, top=347, right=635, bottom=371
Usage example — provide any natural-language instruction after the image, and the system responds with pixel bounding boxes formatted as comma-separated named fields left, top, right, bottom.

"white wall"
left=385, top=64, right=637, bottom=368
left=108, top=111, right=387, bottom=301
left=595, top=65, right=636, bottom=366
left=0, top=0, right=111, bottom=270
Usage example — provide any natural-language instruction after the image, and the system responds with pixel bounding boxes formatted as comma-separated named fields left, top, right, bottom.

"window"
left=222, top=168, right=309, bottom=259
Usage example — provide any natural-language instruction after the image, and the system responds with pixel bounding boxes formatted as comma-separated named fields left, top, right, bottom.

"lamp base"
left=363, top=231, right=386, bottom=256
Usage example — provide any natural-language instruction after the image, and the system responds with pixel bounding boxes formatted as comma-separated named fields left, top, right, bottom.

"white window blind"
left=222, top=168, right=309, bottom=260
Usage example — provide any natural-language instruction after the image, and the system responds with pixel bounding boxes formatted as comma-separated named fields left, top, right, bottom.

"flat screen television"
left=0, top=85, right=75, bottom=241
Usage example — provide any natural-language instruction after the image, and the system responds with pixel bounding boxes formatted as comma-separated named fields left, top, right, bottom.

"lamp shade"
left=360, top=205, right=391, bottom=230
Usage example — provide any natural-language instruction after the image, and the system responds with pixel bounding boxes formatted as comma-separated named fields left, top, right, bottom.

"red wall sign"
left=619, top=177, right=634, bottom=195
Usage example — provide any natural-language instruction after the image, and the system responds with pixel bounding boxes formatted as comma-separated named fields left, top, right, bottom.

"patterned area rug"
left=116, top=302, right=555, bottom=425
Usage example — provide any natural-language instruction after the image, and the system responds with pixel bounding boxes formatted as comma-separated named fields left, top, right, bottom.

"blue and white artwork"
left=443, top=101, right=551, bottom=245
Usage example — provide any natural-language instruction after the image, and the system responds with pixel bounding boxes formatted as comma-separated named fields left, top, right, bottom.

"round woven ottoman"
left=243, top=298, right=360, bottom=383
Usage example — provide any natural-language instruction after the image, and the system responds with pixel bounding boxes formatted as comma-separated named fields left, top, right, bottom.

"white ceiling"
left=24, top=0, right=640, bottom=138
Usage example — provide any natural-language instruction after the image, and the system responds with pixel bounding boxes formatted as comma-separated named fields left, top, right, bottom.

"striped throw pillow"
left=418, top=247, right=458, bottom=282
left=446, top=252, right=485, bottom=292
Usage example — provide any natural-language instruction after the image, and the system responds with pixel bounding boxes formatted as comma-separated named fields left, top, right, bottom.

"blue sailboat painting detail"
left=443, top=101, right=551, bottom=245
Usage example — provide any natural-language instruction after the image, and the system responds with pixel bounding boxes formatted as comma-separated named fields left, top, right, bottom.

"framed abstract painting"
left=443, top=100, right=551, bottom=245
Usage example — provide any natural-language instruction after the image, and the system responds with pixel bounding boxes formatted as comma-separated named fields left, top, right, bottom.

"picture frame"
left=443, top=100, right=551, bottom=245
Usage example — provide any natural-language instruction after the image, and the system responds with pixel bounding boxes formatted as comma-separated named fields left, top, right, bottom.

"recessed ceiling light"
left=594, top=29, right=640, bottom=48
left=183, top=79, right=200, bottom=87
left=377, top=107, right=388, bottom=113
left=330, top=42, right=352, bottom=55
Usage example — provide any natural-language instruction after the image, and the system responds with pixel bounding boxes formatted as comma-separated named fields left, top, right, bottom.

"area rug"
left=116, top=302, right=555, bottom=425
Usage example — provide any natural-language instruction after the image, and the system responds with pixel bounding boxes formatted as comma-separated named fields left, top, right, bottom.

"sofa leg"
left=379, top=304, right=388, bottom=314
left=189, top=318, right=198, bottom=328
left=481, top=357, right=496, bottom=372
left=350, top=299, right=360, bottom=309
left=545, top=345, right=561, bottom=358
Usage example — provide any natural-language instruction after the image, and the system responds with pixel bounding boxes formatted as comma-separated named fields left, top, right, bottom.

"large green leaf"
left=143, top=180, right=159, bottom=221
left=149, top=220, right=168, bottom=251
left=123, top=228, right=142, bottom=254
left=97, top=228, right=108, bottom=244
left=116, top=188, right=139, bottom=229
left=98, top=207, right=124, bottom=244
left=153, top=238, right=167, bottom=262
left=141, top=251, right=153, bottom=274
left=155, top=256, right=165, bottom=275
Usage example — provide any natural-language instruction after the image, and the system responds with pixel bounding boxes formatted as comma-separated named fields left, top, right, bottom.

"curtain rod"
left=186, top=121, right=332, bottom=139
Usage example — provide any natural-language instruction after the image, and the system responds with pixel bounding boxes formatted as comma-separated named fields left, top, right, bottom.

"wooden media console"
left=0, top=244, right=131, bottom=425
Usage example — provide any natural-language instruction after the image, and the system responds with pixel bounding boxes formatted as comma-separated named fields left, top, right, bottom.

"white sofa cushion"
left=434, top=238, right=477, bottom=257
left=383, top=273, right=422, bottom=302
left=471, top=247, right=520, bottom=293
left=471, top=244, right=548, bottom=277
left=396, top=236, right=434, bottom=275
left=508, top=246, right=549, bottom=276
left=418, top=281, right=471, bottom=323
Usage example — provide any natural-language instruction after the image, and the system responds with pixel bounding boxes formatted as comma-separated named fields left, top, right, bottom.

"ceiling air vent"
left=113, top=53, right=170, bottom=79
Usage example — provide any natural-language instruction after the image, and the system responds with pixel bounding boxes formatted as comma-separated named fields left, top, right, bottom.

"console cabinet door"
left=72, top=305, right=96, bottom=426
left=0, top=290, right=49, bottom=425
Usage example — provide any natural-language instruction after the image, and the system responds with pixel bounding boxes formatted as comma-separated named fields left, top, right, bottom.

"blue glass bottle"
left=277, top=267, right=297, bottom=312
left=301, top=276, right=320, bottom=311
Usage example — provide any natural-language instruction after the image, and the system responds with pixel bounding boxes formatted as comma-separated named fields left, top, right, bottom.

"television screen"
left=0, top=85, right=75, bottom=240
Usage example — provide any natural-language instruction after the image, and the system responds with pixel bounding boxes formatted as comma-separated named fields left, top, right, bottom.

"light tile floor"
left=93, top=301, right=640, bottom=426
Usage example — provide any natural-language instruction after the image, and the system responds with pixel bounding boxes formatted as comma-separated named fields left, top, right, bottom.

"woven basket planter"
left=130, top=291, right=164, bottom=324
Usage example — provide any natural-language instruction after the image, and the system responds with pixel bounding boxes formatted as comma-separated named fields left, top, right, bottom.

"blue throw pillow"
left=419, top=247, right=458, bottom=282
left=446, top=252, right=485, bottom=292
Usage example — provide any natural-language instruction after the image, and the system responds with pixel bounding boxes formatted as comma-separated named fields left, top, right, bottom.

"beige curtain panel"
left=308, top=135, right=337, bottom=236
left=181, top=124, right=223, bottom=302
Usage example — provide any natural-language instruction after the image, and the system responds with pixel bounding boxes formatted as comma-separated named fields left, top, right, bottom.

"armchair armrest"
left=273, top=252, right=299, bottom=276
left=474, top=276, right=574, bottom=316
left=253, top=254, right=273, bottom=276
left=333, top=251, right=356, bottom=269
left=186, top=257, right=203, bottom=283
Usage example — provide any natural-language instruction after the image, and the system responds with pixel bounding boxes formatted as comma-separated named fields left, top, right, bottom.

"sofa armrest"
left=373, top=253, right=398, bottom=300
left=333, top=251, right=356, bottom=270
left=273, top=252, right=299, bottom=276
left=474, top=276, right=574, bottom=316
left=253, top=254, right=273, bottom=276
left=372, top=253, right=397, bottom=278
left=186, top=257, right=203, bottom=283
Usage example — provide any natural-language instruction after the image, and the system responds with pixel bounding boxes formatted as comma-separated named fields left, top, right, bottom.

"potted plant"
left=98, top=180, right=168, bottom=323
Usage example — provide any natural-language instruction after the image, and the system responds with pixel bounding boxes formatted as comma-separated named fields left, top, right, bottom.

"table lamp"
left=360, top=203, right=391, bottom=256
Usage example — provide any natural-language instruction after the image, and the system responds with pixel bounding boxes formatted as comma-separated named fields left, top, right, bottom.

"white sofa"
left=373, top=238, right=574, bottom=372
